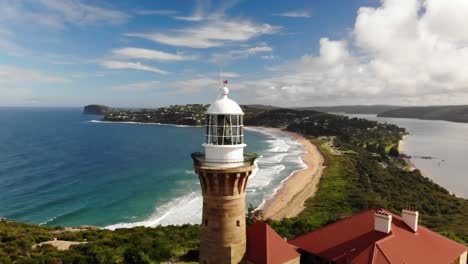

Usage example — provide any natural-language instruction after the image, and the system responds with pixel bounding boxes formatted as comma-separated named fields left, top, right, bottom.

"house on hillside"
left=246, top=208, right=467, bottom=264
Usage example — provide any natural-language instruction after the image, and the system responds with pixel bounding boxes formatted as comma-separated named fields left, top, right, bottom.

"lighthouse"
left=191, top=80, right=257, bottom=264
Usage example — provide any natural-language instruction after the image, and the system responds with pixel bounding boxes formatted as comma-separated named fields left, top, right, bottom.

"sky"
left=1, top=0, right=468, bottom=107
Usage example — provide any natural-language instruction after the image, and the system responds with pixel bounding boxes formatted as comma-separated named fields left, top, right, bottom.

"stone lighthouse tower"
left=191, top=81, right=256, bottom=264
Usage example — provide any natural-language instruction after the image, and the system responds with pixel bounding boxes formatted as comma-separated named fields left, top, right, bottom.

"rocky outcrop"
left=83, top=105, right=110, bottom=115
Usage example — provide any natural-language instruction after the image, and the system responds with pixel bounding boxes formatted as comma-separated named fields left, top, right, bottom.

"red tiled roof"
left=246, top=221, right=300, bottom=264
left=288, top=209, right=467, bottom=264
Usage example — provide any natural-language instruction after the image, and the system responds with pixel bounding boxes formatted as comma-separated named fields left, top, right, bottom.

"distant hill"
left=296, top=105, right=402, bottom=114
left=243, top=104, right=283, bottom=111
left=378, top=105, right=468, bottom=123
left=83, top=105, right=110, bottom=115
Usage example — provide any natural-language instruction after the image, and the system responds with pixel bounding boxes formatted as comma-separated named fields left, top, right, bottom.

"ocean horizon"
left=0, top=107, right=305, bottom=228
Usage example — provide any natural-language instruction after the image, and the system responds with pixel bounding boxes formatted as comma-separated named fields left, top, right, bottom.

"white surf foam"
left=105, top=192, right=202, bottom=230
left=184, top=170, right=196, bottom=175
left=248, top=165, right=285, bottom=189
left=104, top=127, right=307, bottom=229
left=258, top=153, right=288, bottom=163
left=88, top=120, right=200, bottom=128
left=245, top=127, right=308, bottom=210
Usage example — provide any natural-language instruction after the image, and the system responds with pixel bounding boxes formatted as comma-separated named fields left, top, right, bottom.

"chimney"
left=402, top=208, right=419, bottom=232
left=374, top=209, right=392, bottom=234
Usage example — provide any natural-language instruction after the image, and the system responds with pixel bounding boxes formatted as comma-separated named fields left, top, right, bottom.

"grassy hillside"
left=2, top=106, right=466, bottom=263
left=267, top=139, right=468, bottom=244
left=378, top=105, right=468, bottom=123
left=0, top=222, right=200, bottom=264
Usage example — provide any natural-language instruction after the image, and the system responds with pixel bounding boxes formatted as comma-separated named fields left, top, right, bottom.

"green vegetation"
left=103, top=104, right=208, bottom=126
left=2, top=105, right=466, bottom=263
left=378, top=105, right=468, bottom=123
left=267, top=136, right=468, bottom=244
left=246, top=107, right=467, bottom=244
left=296, top=105, right=402, bottom=114
left=0, top=222, right=200, bottom=264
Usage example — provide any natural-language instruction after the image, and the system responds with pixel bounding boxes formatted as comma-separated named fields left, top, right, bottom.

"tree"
left=123, top=247, right=149, bottom=264
left=389, top=146, right=399, bottom=157
left=246, top=204, right=263, bottom=226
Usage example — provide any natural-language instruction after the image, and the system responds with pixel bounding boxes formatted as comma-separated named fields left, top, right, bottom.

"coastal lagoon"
left=0, top=108, right=305, bottom=228
left=346, top=114, right=468, bottom=198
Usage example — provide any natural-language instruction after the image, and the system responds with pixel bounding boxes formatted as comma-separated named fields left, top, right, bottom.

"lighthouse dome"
left=206, top=86, right=244, bottom=115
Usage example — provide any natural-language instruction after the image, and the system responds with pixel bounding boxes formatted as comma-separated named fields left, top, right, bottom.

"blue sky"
left=1, top=0, right=467, bottom=107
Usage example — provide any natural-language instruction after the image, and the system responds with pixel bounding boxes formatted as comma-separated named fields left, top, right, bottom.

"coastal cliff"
left=83, top=105, right=110, bottom=115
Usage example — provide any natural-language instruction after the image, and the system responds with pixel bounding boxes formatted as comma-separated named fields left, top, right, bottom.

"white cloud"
left=170, top=78, right=219, bottom=94
left=170, top=76, right=249, bottom=94
left=241, top=0, right=468, bottom=106
left=0, top=28, right=25, bottom=56
left=245, top=45, right=273, bottom=54
left=39, top=0, right=128, bottom=26
left=274, top=11, right=311, bottom=18
left=0, top=65, right=67, bottom=105
left=112, top=47, right=196, bottom=61
left=0, top=64, right=68, bottom=85
left=211, top=44, right=273, bottom=62
left=112, top=81, right=160, bottom=91
left=221, top=72, right=240, bottom=78
left=133, top=9, right=177, bottom=16
left=174, top=16, right=204, bottom=22
left=0, top=0, right=127, bottom=29
left=126, top=0, right=277, bottom=49
left=126, top=20, right=279, bottom=48
left=173, top=0, right=213, bottom=22
left=101, top=60, right=169, bottom=75
left=261, top=55, right=276, bottom=60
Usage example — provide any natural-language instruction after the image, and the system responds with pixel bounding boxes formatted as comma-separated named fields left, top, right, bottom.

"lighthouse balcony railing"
left=191, top=152, right=257, bottom=167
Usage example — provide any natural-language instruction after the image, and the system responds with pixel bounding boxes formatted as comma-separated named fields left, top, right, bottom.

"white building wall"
left=203, top=144, right=246, bottom=168
left=374, top=212, right=392, bottom=234
left=453, top=250, right=467, bottom=264
left=402, top=209, right=419, bottom=232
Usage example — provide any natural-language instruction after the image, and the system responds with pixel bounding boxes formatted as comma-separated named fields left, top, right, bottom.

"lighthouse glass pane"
left=217, top=115, right=224, bottom=144
left=224, top=115, right=233, bottom=145
left=205, top=114, right=243, bottom=145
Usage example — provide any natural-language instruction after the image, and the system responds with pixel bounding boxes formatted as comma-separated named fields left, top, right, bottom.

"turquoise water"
left=0, top=108, right=305, bottom=228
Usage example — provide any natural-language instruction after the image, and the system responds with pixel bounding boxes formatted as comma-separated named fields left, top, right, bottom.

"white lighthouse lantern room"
left=203, top=80, right=246, bottom=167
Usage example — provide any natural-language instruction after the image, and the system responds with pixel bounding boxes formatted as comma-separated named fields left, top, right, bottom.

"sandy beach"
left=255, top=127, right=325, bottom=220
left=399, top=135, right=417, bottom=171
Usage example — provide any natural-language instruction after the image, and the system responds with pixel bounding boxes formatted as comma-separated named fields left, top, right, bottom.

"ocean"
left=0, top=107, right=305, bottom=228
left=345, top=114, right=468, bottom=198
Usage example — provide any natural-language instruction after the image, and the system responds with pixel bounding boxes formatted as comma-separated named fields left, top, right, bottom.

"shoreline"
left=399, top=135, right=461, bottom=197
left=89, top=122, right=325, bottom=222
left=399, top=135, right=417, bottom=171
left=252, top=127, right=325, bottom=220
left=88, top=120, right=202, bottom=128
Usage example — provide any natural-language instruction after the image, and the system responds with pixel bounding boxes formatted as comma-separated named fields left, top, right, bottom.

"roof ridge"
left=375, top=242, right=392, bottom=263
left=265, top=223, right=270, bottom=264
left=290, top=209, right=375, bottom=241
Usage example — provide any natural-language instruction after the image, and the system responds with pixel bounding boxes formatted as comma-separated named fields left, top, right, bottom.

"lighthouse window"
left=236, top=220, right=240, bottom=227
left=205, top=114, right=244, bottom=145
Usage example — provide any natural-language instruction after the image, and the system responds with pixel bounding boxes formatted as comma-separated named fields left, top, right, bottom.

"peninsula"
left=378, top=105, right=468, bottom=123
left=83, top=105, right=111, bottom=115
left=0, top=105, right=466, bottom=263
left=94, top=104, right=468, bottom=124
